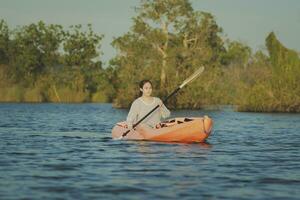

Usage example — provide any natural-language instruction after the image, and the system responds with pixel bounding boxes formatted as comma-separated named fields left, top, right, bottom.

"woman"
left=126, top=80, right=170, bottom=130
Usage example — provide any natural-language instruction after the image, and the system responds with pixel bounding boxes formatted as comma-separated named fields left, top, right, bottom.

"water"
left=0, top=103, right=299, bottom=200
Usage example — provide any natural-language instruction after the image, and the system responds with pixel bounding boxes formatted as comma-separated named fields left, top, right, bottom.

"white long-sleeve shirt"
left=126, top=97, right=171, bottom=128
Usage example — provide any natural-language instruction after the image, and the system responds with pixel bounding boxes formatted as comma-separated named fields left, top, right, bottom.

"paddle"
left=121, top=66, right=205, bottom=138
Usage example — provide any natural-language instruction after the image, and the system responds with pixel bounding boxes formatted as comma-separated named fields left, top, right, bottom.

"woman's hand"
left=158, top=99, right=163, bottom=107
left=125, top=123, right=133, bottom=129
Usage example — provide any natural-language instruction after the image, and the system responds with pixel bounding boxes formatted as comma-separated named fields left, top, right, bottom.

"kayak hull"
left=112, top=116, right=213, bottom=143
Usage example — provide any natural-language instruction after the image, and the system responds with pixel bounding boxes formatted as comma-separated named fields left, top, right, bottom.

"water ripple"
left=0, top=103, right=299, bottom=199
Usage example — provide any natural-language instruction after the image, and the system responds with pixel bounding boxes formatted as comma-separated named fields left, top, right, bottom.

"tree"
left=237, top=32, right=300, bottom=112
left=0, top=19, right=10, bottom=65
left=221, top=41, right=252, bottom=67
left=266, top=32, right=300, bottom=72
left=135, top=0, right=193, bottom=89
left=111, top=0, right=225, bottom=108
left=7, top=21, right=64, bottom=85
left=63, top=24, right=103, bottom=68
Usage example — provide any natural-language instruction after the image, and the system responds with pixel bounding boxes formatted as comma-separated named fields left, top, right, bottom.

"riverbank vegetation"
left=0, top=20, right=115, bottom=103
left=0, top=0, right=299, bottom=112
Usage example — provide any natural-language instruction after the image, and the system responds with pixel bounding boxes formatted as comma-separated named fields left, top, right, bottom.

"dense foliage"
left=111, top=0, right=300, bottom=112
left=0, top=20, right=115, bottom=102
left=236, top=32, right=300, bottom=112
left=1, top=0, right=299, bottom=112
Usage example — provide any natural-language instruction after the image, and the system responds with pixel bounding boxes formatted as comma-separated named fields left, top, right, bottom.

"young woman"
left=126, top=80, right=170, bottom=129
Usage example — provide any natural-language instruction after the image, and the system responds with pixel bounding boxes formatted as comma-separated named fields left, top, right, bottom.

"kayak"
left=112, top=116, right=213, bottom=143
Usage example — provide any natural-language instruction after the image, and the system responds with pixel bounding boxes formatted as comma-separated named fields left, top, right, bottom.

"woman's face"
left=140, top=82, right=152, bottom=97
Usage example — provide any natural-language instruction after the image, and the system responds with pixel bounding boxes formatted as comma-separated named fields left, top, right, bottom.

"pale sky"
left=1, top=0, right=299, bottom=66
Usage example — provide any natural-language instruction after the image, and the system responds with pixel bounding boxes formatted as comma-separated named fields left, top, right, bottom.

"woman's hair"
left=139, top=79, right=152, bottom=96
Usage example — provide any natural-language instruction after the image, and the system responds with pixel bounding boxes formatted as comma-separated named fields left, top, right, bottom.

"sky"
left=1, top=0, right=299, bottom=66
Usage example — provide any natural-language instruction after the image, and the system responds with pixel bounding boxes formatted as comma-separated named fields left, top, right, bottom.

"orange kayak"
left=112, top=116, right=213, bottom=143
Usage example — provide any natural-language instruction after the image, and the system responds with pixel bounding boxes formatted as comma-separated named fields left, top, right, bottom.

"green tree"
left=0, top=19, right=10, bottom=65
left=7, top=21, right=64, bottom=85
left=0, top=20, right=109, bottom=103
left=63, top=24, right=103, bottom=67
left=135, top=0, right=193, bottom=88
left=221, top=41, right=252, bottom=67
left=237, top=32, right=300, bottom=112
left=111, top=0, right=225, bottom=108
left=266, top=32, right=300, bottom=71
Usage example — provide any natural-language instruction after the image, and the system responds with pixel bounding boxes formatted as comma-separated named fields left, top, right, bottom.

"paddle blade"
left=179, top=66, right=205, bottom=88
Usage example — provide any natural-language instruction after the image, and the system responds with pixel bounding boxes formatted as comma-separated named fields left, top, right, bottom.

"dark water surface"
left=0, top=103, right=299, bottom=199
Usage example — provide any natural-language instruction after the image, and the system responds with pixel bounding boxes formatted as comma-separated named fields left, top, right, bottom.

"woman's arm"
left=157, top=98, right=170, bottom=118
left=126, top=100, right=139, bottom=128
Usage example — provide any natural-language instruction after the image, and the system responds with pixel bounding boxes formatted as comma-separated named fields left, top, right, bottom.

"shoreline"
left=1, top=102, right=299, bottom=113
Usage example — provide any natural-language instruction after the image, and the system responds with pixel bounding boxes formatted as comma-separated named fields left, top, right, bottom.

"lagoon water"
left=0, top=103, right=299, bottom=199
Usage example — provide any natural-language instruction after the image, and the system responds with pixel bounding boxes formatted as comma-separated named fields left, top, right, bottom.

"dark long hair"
left=139, top=79, right=152, bottom=96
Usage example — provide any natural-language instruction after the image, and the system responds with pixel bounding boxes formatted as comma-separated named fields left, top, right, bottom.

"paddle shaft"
left=122, top=87, right=180, bottom=137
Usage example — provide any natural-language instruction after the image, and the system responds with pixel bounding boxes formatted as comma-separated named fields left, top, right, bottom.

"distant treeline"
left=0, top=20, right=115, bottom=102
left=1, top=0, right=300, bottom=112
